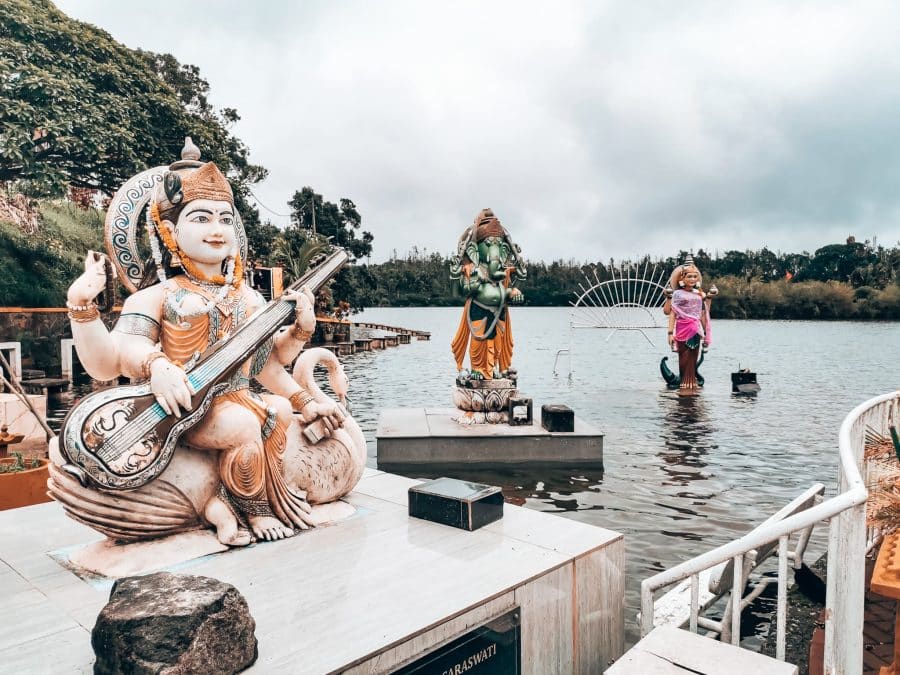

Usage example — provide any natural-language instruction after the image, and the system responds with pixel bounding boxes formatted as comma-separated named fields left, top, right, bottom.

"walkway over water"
left=319, top=316, right=431, bottom=340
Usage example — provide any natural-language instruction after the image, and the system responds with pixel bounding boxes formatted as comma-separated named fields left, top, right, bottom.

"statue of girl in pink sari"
left=660, top=257, right=716, bottom=393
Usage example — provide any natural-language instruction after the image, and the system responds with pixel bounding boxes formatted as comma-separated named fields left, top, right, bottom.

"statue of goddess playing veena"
left=48, top=139, right=367, bottom=549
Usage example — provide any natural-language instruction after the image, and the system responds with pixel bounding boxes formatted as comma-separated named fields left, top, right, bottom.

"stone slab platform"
left=0, top=469, right=623, bottom=674
left=377, top=407, right=604, bottom=470
left=606, top=626, right=797, bottom=674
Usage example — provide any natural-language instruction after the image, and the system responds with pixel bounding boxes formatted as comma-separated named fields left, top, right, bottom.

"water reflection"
left=657, top=392, right=717, bottom=485
left=389, top=465, right=605, bottom=513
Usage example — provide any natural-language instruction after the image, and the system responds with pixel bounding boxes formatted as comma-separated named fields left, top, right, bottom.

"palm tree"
left=273, top=232, right=330, bottom=284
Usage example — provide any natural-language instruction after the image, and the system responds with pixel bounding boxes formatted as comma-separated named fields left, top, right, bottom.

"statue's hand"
left=298, top=399, right=346, bottom=438
left=67, top=250, right=114, bottom=304
left=509, top=288, right=524, bottom=305
left=283, top=286, right=316, bottom=334
left=149, top=358, right=194, bottom=418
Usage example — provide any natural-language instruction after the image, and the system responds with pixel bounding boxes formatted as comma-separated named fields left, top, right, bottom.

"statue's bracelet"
left=292, top=324, right=313, bottom=342
left=66, top=301, right=100, bottom=323
left=289, top=390, right=315, bottom=412
left=141, top=351, right=170, bottom=380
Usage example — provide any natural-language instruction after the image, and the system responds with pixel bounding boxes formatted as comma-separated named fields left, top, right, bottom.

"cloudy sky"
left=54, top=1, right=900, bottom=263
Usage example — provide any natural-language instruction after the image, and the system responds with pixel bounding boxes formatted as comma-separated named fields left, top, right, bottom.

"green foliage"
left=674, top=275, right=900, bottom=320
left=0, top=0, right=265, bottom=217
left=272, top=231, right=330, bottom=284
left=0, top=200, right=102, bottom=305
left=0, top=452, right=41, bottom=473
left=288, top=187, right=373, bottom=262
left=330, top=242, right=900, bottom=320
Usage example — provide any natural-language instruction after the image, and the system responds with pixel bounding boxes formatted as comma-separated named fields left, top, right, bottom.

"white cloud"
left=53, top=0, right=900, bottom=262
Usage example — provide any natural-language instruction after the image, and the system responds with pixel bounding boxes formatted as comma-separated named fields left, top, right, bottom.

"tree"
left=0, top=0, right=266, bottom=206
left=288, top=187, right=373, bottom=262
left=245, top=220, right=282, bottom=265
left=805, top=242, right=876, bottom=285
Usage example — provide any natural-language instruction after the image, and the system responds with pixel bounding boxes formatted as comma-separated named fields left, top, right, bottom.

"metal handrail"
left=639, top=390, right=900, bottom=674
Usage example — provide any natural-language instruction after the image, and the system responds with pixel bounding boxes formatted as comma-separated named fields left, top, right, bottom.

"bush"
left=0, top=200, right=104, bottom=306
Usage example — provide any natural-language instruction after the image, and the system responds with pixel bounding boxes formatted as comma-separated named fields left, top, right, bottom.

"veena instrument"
left=59, top=249, right=349, bottom=490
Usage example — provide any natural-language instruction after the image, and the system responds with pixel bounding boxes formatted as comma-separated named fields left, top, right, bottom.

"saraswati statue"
left=449, top=208, right=526, bottom=423
left=48, top=138, right=366, bottom=550
left=660, top=254, right=717, bottom=394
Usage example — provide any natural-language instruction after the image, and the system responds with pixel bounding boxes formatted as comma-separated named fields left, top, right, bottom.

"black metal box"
left=507, top=396, right=533, bottom=426
left=541, top=404, right=574, bottom=432
left=408, top=477, right=503, bottom=531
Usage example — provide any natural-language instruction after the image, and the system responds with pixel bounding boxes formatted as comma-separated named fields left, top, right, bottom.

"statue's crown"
left=474, top=208, right=505, bottom=242
left=153, top=138, right=234, bottom=217
left=178, top=162, right=234, bottom=206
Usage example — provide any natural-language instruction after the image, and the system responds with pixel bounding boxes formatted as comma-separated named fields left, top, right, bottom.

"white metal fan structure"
left=555, top=262, right=670, bottom=377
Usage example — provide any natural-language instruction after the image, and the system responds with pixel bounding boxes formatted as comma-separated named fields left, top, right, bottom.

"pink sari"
left=671, top=289, right=711, bottom=346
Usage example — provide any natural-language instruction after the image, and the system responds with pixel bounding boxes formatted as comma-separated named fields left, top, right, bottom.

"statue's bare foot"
left=250, top=515, right=295, bottom=541
left=204, top=496, right=252, bottom=547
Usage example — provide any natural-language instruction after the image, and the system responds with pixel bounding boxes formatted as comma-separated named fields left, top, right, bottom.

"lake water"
left=345, top=307, right=900, bottom=644
left=48, top=307, right=900, bottom=645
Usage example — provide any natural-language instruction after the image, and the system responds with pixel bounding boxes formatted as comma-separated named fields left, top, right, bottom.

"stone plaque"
left=409, top=477, right=503, bottom=531
left=394, top=608, right=520, bottom=674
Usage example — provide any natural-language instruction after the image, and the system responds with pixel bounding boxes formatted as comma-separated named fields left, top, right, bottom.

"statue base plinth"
left=376, top=407, right=604, bottom=470
left=452, top=377, right=518, bottom=425
left=55, top=501, right=358, bottom=579
left=0, top=468, right=624, bottom=672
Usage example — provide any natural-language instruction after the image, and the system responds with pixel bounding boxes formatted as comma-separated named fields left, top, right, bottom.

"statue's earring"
left=679, top=280, right=685, bottom=287
left=159, top=220, right=182, bottom=267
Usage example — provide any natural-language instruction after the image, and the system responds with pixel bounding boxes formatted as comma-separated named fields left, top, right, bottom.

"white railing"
left=640, top=390, right=900, bottom=674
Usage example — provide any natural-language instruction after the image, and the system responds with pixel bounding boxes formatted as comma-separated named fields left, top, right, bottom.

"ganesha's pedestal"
left=377, top=407, right=604, bottom=471
left=452, top=376, right=518, bottom=425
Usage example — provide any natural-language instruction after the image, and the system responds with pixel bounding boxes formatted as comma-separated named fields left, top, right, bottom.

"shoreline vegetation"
left=2, top=2, right=898, bottom=322
left=1, top=199, right=898, bottom=322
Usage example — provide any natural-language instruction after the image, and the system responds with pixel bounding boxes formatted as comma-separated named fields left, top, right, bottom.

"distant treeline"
left=1, top=199, right=898, bottom=321
left=335, top=240, right=900, bottom=320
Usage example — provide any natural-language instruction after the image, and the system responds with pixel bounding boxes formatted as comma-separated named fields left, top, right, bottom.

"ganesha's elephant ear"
left=465, top=241, right=480, bottom=267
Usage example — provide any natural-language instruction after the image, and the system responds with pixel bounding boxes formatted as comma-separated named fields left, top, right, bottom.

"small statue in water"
left=50, top=139, right=366, bottom=552
left=660, top=255, right=716, bottom=394
left=449, top=209, right=526, bottom=423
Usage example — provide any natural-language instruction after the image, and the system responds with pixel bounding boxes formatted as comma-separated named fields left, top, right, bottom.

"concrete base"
left=0, top=469, right=624, bottom=674
left=606, top=626, right=797, bottom=674
left=377, top=407, right=604, bottom=470
left=59, top=501, right=358, bottom=579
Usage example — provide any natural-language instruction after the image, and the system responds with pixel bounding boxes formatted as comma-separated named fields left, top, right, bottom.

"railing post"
left=690, top=573, right=699, bottom=633
left=825, top=500, right=866, bottom=674
left=777, top=535, right=788, bottom=660
left=640, top=584, right=655, bottom=637
left=731, top=554, right=742, bottom=645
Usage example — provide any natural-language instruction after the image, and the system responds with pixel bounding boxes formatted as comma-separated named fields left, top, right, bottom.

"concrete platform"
left=377, top=407, right=604, bottom=471
left=0, top=469, right=623, bottom=674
